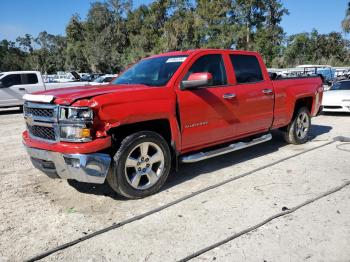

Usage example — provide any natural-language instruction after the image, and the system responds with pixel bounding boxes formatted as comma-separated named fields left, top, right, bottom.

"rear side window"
left=1, top=74, right=21, bottom=87
left=184, top=54, right=227, bottom=86
left=22, top=73, right=38, bottom=84
left=230, top=54, right=263, bottom=84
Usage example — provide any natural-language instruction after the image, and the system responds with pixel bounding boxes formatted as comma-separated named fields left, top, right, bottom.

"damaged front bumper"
left=25, top=146, right=111, bottom=184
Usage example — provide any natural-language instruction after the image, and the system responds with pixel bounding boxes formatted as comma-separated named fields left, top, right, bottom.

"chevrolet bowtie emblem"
left=25, top=117, right=35, bottom=126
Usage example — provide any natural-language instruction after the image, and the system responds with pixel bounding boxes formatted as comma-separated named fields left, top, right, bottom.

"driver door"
left=176, top=54, right=238, bottom=151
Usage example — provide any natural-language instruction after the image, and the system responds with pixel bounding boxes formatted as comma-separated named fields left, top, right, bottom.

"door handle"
left=19, top=87, right=26, bottom=91
left=262, top=89, right=273, bottom=95
left=223, top=93, right=236, bottom=99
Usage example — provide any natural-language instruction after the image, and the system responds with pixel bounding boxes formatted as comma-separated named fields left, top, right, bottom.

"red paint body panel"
left=22, top=49, right=323, bottom=155
left=23, top=131, right=111, bottom=154
left=271, top=77, right=323, bottom=128
left=188, top=72, right=213, bottom=81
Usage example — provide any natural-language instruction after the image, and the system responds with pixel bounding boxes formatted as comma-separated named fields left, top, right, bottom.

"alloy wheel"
left=124, top=142, right=165, bottom=190
left=296, top=112, right=310, bottom=139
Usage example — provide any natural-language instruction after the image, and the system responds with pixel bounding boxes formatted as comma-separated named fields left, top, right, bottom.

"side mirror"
left=181, top=72, right=213, bottom=90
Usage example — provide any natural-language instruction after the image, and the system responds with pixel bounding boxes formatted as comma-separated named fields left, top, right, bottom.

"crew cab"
left=0, top=71, right=92, bottom=108
left=22, top=49, right=323, bottom=199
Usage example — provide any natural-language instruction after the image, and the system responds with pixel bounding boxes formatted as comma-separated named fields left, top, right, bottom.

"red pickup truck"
left=22, top=49, right=323, bottom=198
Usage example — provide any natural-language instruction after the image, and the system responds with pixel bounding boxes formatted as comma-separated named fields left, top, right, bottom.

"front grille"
left=24, top=107, right=54, bottom=118
left=27, top=124, right=56, bottom=141
left=24, top=102, right=58, bottom=142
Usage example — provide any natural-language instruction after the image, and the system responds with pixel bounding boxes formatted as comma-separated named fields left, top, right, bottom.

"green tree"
left=193, top=0, right=233, bottom=48
left=283, top=30, right=350, bottom=67
left=123, top=0, right=171, bottom=66
left=84, top=0, right=131, bottom=73
left=161, top=0, right=198, bottom=50
left=0, top=40, right=26, bottom=71
left=231, top=0, right=266, bottom=49
left=65, top=14, right=90, bottom=72
left=342, top=2, right=350, bottom=33
left=16, top=34, right=34, bottom=53
left=253, top=0, right=288, bottom=66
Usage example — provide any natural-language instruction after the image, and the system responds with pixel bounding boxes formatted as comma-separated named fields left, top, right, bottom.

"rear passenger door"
left=228, top=54, right=274, bottom=136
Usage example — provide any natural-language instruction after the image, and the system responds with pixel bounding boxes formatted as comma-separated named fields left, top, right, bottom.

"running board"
left=180, top=134, right=272, bottom=163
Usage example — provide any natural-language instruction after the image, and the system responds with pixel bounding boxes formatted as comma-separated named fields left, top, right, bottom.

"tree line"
left=1, top=0, right=350, bottom=74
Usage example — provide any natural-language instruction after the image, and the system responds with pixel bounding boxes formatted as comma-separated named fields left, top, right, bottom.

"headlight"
left=60, top=125, right=91, bottom=142
left=342, top=99, right=350, bottom=102
left=59, top=106, right=93, bottom=142
left=60, top=107, right=93, bottom=121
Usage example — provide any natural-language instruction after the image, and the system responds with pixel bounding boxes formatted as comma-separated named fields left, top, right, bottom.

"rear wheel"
left=283, top=107, right=311, bottom=144
left=107, top=131, right=171, bottom=199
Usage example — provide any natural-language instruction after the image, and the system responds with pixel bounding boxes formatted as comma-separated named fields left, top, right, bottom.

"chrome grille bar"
left=24, top=102, right=59, bottom=143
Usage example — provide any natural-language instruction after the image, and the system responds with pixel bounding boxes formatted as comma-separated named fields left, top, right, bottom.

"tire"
left=107, top=131, right=171, bottom=199
left=283, top=107, right=311, bottom=145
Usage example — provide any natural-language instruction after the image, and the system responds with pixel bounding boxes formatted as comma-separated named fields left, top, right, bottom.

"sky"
left=0, top=0, right=349, bottom=41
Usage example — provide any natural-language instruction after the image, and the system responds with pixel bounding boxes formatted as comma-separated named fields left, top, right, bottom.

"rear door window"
left=22, top=73, right=39, bottom=84
left=230, top=54, right=264, bottom=84
left=1, top=74, right=21, bottom=87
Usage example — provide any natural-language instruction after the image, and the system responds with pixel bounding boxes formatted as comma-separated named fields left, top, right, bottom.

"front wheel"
left=283, top=107, right=311, bottom=144
left=107, top=131, right=171, bottom=199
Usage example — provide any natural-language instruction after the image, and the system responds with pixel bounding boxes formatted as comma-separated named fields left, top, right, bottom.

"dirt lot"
left=0, top=108, right=349, bottom=262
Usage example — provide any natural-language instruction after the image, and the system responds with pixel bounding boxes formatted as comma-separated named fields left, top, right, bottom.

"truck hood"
left=33, top=84, right=153, bottom=105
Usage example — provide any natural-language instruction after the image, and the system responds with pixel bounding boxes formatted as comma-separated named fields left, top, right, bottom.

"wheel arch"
left=293, top=96, right=314, bottom=117
left=107, top=118, right=180, bottom=157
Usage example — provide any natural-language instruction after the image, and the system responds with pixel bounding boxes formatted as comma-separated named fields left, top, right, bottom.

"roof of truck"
left=148, top=49, right=259, bottom=59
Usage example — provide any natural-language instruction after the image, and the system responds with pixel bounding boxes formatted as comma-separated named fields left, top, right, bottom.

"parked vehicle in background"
left=0, top=71, right=89, bottom=108
left=296, top=65, right=336, bottom=84
left=51, top=71, right=81, bottom=82
left=89, top=74, right=118, bottom=85
left=22, top=49, right=323, bottom=199
left=334, top=68, right=350, bottom=81
left=80, top=73, right=104, bottom=82
left=322, top=80, right=350, bottom=113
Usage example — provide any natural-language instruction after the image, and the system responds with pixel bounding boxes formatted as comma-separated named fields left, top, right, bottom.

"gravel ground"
left=0, top=108, right=349, bottom=262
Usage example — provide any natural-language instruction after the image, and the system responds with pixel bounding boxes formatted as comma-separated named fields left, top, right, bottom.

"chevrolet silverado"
left=22, top=49, right=323, bottom=199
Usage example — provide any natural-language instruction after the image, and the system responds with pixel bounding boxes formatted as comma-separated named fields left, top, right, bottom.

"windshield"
left=331, top=81, right=350, bottom=90
left=112, top=55, right=188, bottom=87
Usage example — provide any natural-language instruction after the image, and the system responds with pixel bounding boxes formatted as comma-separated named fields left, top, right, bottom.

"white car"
left=322, top=80, right=350, bottom=113
left=89, top=74, right=118, bottom=85
left=0, top=71, right=89, bottom=108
